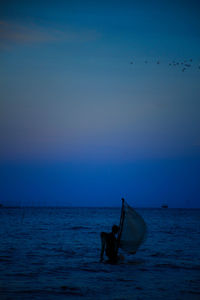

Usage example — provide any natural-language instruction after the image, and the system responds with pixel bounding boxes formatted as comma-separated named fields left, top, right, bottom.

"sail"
left=119, top=200, right=147, bottom=254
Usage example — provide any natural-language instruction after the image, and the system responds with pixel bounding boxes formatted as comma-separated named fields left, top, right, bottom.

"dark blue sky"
left=0, top=0, right=200, bottom=207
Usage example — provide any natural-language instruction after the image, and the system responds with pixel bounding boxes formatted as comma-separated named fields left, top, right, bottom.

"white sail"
left=119, top=200, right=147, bottom=254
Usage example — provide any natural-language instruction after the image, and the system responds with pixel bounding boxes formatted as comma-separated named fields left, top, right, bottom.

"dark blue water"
left=0, top=208, right=200, bottom=299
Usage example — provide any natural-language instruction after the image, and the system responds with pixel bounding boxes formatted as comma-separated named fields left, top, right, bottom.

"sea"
left=0, top=207, right=199, bottom=300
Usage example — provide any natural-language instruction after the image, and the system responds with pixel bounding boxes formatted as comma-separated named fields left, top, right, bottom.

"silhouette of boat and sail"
left=101, top=199, right=147, bottom=262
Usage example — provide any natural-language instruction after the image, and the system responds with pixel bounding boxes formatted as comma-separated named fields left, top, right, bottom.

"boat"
left=118, top=198, right=147, bottom=254
left=161, top=204, right=168, bottom=208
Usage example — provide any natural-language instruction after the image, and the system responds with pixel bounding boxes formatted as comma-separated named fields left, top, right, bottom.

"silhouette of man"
left=100, top=225, right=120, bottom=263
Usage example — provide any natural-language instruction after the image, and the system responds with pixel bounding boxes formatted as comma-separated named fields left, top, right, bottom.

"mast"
left=117, top=198, right=125, bottom=251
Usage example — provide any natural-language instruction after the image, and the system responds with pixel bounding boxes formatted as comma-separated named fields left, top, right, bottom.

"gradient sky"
left=0, top=0, right=200, bottom=207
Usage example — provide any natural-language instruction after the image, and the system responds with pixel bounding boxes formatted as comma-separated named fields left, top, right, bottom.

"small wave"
left=79, top=267, right=99, bottom=273
left=59, top=286, right=91, bottom=297
left=181, top=290, right=200, bottom=295
left=150, top=252, right=167, bottom=258
left=37, top=228, right=48, bottom=231
left=60, top=286, right=81, bottom=293
left=126, top=259, right=145, bottom=265
left=155, top=263, right=180, bottom=269
left=70, top=226, right=89, bottom=230
left=174, top=249, right=183, bottom=253
left=0, top=256, right=11, bottom=263
left=188, top=291, right=200, bottom=295
left=50, top=248, right=76, bottom=256
left=15, top=289, right=47, bottom=295
left=0, top=255, right=10, bottom=259
left=118, top=278, right=133, bottom=282
left=14, top=272, right=38, bottom=278
left=188, top=279, right=200, bottom=283
left=155, top=263, right=200, bottom=270
left=159, top=230, right=173, bottom=234
left=7, top=247, right=16, bottom=252
left=51, top=266, right=69, bottom=274
left=188, top=265, right=200, bottom=270
left=136, top=286, right=143, bottom=290
left=18, top=285, right=93, bottom=298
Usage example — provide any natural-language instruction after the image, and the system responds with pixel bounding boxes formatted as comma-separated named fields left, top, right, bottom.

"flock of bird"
left=130, top=59, right=200, bottom=72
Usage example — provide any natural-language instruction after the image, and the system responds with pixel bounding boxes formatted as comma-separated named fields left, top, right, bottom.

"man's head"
left=112, top=225, right=119, bottom=234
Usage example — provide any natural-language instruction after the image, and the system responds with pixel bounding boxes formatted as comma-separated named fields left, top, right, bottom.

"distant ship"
left=161, top=204, right=168, bottom=208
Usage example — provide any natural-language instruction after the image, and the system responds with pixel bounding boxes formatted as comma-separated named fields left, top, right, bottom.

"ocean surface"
left=0, top=207, right=199, bottom=300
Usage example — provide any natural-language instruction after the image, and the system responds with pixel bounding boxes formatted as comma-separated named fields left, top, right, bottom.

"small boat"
left=161, top=204, right=168, bottom=208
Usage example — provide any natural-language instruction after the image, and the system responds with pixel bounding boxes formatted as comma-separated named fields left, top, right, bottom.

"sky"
left=0, top=0, right=200, bottom=207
